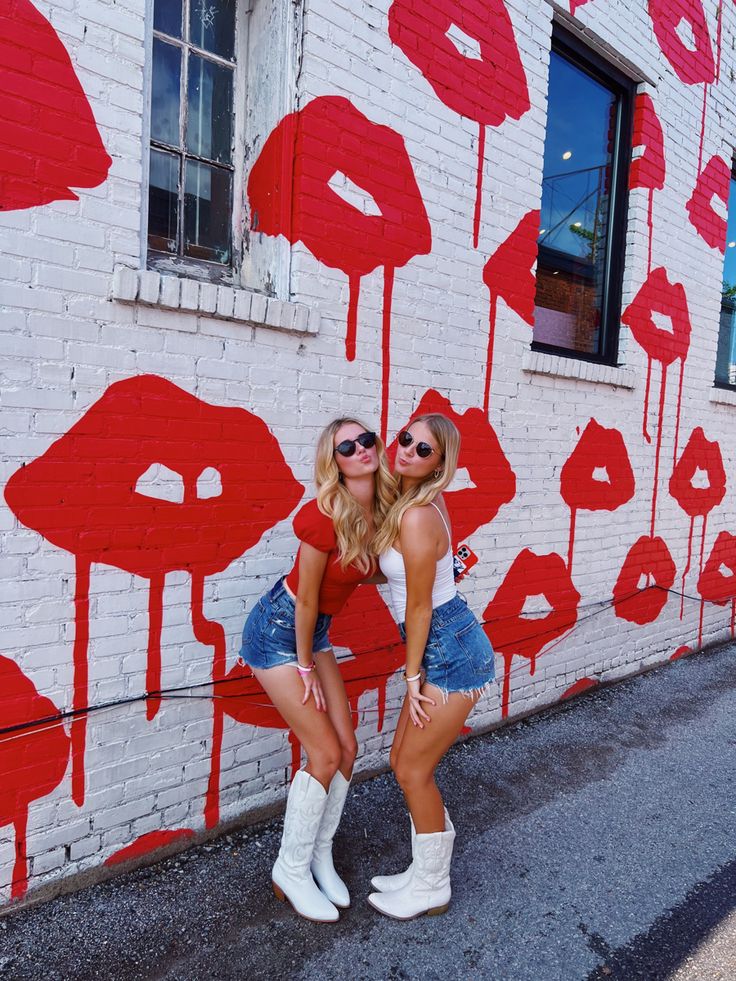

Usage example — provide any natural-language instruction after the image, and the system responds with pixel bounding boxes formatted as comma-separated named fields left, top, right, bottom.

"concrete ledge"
left=522, top=348, right=636, bottom=389
left=111, top=266, right=319, bottom=336
left=709, top=386, right=736, bottom=407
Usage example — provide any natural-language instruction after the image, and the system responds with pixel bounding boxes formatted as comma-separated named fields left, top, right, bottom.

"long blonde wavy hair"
left=373, top=413, right=461, bottom=555
left=314, top=418, right=398, bottom=573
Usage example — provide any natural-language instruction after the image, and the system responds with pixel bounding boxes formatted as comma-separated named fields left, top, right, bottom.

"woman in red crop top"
left=240, top=418, right=396, bottom=922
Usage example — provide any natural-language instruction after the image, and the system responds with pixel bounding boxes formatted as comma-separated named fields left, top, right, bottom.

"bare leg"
left=391, top=684, right=479, bottom=833
left=253, top=665, right=341, bottom=790
left=314, top=649, right=358, bottom=779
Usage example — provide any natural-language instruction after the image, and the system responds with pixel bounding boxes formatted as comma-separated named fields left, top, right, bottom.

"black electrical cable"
left=1, top=583, right=730, bottom=741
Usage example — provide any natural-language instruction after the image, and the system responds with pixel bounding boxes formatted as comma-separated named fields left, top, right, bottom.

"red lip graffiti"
left=698, top=531, right=736, bottom=605
left=388, top=0, right=530, bottom=247
left=647, top=0, right=715, bottom=86
left=622, top=267, right=693, bottom=526
left=4, top=375, right=303, bottom=822
left=247, top=95, right=431, bottom=440
left=0, top=656, right=70, bottom=899
left=686, top=154, right=730, bottom=252
left=482, top=550, right=580, bottom=718
left=613, top=535, right=676, bottom=625
left=669, top=427, right=726, bottom=518
left=629, top=94, right=666, bottom=273
left=395, top=389, right=517, bottom=544
left=560, top=419, right=636, bottom=571
left=0, top=0, right=111, bottom=210
left=482, top=210, right=539, bottom=410
left=622, top=267, right=692, bottom=368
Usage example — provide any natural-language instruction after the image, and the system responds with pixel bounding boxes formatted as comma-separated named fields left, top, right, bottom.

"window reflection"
left=534, top=46, right=627, bottom=359
left=716, top=173, right=736, bottom=387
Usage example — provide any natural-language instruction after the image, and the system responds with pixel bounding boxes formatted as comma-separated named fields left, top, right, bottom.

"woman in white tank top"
left=368, top=413, right=496, bottom=921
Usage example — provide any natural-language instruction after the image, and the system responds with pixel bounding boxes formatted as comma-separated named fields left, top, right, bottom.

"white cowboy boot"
left=367, top=820, right=455, bottom=920
left=310, top=771, right=351, bottom=908
left=370, top=808, right=452, bottom=892
left=271, top=770, right=340, bottom=922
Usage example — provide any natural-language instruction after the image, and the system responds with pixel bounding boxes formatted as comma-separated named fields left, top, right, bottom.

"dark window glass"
left=148, top=149, right=179, bottom=254
left=533, top=36, right=632, bottom=362
left=716, top=172, right=736, bottom=387
left=148, top=0, right=236, bottom=270
left=153, top=0, right=182, bottom=38
left=189, top=0, right=235, bottom=60
left=151, top=39, right=181, bottom=147
left=184, top=160, right=231, bottom=264
left=187, top=54, right=233, bottom=164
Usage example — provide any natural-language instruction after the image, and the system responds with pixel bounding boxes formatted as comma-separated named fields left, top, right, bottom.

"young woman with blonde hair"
left=368, top=413, right=495, bottom=920
left=240, top=418, right=396, bottom=922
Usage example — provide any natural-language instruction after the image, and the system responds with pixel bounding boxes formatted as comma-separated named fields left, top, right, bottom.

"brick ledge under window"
left=521, top=348, right=636, bottom=389
left=710, top=387, right=736, bottom=407
left=111, top=266, right=319, bottom=335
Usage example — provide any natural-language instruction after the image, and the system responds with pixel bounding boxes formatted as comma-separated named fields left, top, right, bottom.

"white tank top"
left=379, top=502, right=457, bottom=623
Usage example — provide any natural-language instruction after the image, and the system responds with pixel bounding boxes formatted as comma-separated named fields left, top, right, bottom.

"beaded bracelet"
left=295, top=662, right=316, bottom=674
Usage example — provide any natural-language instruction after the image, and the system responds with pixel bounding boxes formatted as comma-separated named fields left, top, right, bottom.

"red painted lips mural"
left=560, top=419, right=636, bottom=573
left=247, top=95, right=431, bottom=441
left=398, top=389, right=517, bottom=544
left=621, top=267, right=693, bottom=532
left=4, top=375, right=303, bottom=824
left=629, top=94, right=666, bottom=273
left=613, top=535, right=676, bottom=625
left=483, top=550, right=580, bottom=718
left=669, top=427, right=727, bottom=643
left=698, top=531, right=736, bottom=638
left=388, top=0, right=530, bottom=247
left=0, top=0, right=111, bottom=210
left=686, top=154, right=730, bottom=253
left=482, top=210, right=539, bottom=411
left=0, top=657, right=70, bottom=899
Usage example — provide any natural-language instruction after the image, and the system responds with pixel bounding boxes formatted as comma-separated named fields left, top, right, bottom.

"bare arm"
left=294, top=543, right=330, bottom=710
left=400, top=507, right=442, bottom=726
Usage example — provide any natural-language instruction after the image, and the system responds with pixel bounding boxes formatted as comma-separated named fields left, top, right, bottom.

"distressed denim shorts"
left=399, top=593, right=495, bottom=701
left=240, top=578, right=332, bottom=670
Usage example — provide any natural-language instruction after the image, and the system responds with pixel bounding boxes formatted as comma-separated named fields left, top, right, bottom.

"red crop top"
left=285, top=499, right=367, bottom=615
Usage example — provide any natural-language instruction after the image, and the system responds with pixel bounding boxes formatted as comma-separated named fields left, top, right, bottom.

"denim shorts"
left=240, top=579, right=332, bottom=670
left=399, top=593, right=495, bottom=701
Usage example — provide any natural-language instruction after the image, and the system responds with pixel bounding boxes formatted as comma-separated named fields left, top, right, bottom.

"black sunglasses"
left=335, top=431, right=377, bottom=457
left=397, top=430, right=437, bottom=458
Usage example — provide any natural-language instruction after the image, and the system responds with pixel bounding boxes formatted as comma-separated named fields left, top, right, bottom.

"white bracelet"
left=403, top=671, right=421, bottom=683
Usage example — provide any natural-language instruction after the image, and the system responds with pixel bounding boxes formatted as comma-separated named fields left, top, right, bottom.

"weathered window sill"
left=521, top=348, right=636, bottom=389
left=710, top=387, right=736, bottom=407
left=111, top=266, right=319, bottom=335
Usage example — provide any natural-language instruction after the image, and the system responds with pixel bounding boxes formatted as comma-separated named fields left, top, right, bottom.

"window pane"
left=189, top=0, right=235, bottom=59
left=534, top=51, right=618, bottom=356
left=184, top=160, right=231, bottom=263
left=186, top=54, right=233, bottom=164
left=153, top=0, right=182, bottom=38
left=716, top=175, right=736, bottom=385
left=148, top=148, right=179, bottom=253
left=151, top=38, right=181, bottom=147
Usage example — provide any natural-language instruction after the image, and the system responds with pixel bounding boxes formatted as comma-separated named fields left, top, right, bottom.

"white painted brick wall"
left=1, top=0, right=736, bottom=910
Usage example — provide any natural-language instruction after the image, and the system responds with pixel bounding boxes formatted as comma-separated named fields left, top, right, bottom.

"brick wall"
left=1, top=0, right=735, bottom=908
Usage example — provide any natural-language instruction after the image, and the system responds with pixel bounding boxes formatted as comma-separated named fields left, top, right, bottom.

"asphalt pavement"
left=2, top=640, right=735, bottom=981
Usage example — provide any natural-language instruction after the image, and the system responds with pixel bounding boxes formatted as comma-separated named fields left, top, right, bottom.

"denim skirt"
left=398, top=593, right=495, bottom=701
left=240, top=578, right=332, bottom=670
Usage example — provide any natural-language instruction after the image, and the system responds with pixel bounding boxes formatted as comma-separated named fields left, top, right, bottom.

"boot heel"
left=272, top=881, right=285, bottom=902
left=427, top=903, right=450, bottom=916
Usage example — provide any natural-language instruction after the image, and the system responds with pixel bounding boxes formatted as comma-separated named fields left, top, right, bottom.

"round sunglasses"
left=335, top=431, right=377, bottom=457
left=398, top=429, right=438, bottom=458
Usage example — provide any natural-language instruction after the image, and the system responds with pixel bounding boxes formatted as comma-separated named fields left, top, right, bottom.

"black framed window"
left=715, top=167, right=736, bottom=388
left=533, top=31, right=634, bottom=363
left=148, top=0, right=236, bottom=269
